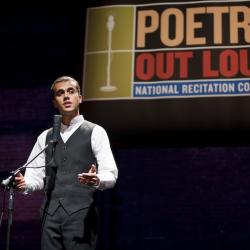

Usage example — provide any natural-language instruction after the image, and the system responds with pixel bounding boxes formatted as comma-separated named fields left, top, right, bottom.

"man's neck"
left=62, top=113, right=80, bottom=126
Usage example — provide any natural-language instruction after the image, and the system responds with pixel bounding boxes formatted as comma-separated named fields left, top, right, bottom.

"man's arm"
left=78, top=125, right=118, bottom=191
left=15, top=130, right=48, bottom=193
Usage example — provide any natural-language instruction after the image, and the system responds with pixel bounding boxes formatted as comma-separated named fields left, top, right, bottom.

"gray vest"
left=43, top=120, right=97, bottom=215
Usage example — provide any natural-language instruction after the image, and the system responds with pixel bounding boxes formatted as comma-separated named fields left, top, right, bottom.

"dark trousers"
left=41, top=204, right=97, bottom=250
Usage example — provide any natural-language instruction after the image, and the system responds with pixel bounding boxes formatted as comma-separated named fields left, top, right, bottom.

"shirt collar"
left=61, top=115, right=84, bottom=131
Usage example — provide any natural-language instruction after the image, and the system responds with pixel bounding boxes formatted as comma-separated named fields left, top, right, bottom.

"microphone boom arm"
left=1, top=143, right=50, bottom=188
left=1, top=114, right=62, bottom=188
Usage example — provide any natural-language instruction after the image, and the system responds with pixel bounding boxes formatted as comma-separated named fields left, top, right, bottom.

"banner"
left=83, top=0, right=250, bottom=100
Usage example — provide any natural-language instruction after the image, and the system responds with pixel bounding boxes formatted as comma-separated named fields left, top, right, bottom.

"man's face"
left=52, top=80, right=82, bottom=115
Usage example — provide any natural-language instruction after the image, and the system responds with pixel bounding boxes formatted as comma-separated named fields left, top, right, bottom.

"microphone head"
left=1, top=175, right=13, bottom=188
left=51, top=114, right=62, bottom=144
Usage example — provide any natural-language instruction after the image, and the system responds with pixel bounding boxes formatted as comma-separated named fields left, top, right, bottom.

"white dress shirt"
left=24, top=115, right=118, bottom=192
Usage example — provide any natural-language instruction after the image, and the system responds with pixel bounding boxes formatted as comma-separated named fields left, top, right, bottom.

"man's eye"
left=68, top=89, right=76, bottom=94
left=55, top=90, right=64, bottom=96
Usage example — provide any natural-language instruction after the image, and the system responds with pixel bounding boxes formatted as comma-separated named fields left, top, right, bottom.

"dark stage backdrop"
left=0, top=2, right=250, bottom=250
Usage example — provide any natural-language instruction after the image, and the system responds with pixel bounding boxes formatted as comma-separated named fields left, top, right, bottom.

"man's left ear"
left=79, top=95, right=83, bottom=103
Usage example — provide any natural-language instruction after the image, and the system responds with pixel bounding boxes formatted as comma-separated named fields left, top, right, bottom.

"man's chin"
left=61, top=109, right=78, bottom=116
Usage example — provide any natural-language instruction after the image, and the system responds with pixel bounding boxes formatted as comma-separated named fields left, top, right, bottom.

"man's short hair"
left=50, top=76, right=81, bottom=99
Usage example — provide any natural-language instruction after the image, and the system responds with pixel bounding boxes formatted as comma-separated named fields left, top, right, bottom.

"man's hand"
left=14, top=172, right=26, bottom=191
left=78, top=164, right=100, bottom=186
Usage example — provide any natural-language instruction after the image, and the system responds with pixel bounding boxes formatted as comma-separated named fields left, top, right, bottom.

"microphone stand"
left=5, top=179, right=14, bottom=250
left=1, top=114, right=61, bottom=250
left=0, top=142, right=52, bottom=250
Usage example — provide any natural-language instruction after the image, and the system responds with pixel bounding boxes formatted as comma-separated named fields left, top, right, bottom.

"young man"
left=15, top=76, right=118, bottom=250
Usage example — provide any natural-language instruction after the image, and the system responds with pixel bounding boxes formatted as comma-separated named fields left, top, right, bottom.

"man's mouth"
left=63, top=102, right=72, bottom=107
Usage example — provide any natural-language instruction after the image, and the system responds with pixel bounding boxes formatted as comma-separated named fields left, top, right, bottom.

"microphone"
left=1, top=170, right=19, bottom=188
left=1, top=175, right=13, bottom=188
left=1, top=116, right=62, bottom=189
left=50, top=114, right=62, bottom=145
left=1, top=115, right=62, bottom=188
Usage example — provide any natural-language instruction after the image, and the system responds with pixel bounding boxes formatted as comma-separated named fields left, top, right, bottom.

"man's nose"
left=63, top=92, right=70, bottom=99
